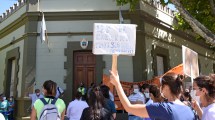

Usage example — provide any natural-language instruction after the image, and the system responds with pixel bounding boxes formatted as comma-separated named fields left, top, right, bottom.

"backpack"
left=39, top=98, right=61, bottom=120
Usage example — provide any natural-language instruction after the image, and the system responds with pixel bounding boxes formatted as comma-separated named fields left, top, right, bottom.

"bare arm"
left=30, top=107, right=37, bottom=120
left=110, top=70, right=149, bottom=118
left=130, top=101, right=143, bottom=104
left=61, top=109, right=66, bottom=120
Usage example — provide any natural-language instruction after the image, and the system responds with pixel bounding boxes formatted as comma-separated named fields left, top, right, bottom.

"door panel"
left=73, top=51, right=96, bottom=98
left=86, top=67, right=96, bottom=88
left=74, top=66, right=85, bottom=97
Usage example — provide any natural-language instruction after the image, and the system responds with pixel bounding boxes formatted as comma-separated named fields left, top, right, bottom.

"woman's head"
left=88, top=86, right=105, bottom=108
left=100, top=85, right=110, bottom=99
left=88, top=86, right=105, bottom=119
left=149, top=84, right=163, bottom=102
left=193, top=74, right=215, bottom=107
left=161, top=73, right=184, bottom=99
left=42, top=80, right=57, bottom=96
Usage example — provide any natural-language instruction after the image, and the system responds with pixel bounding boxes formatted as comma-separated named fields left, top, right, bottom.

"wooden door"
left=73, top=51, right=96, bottom=97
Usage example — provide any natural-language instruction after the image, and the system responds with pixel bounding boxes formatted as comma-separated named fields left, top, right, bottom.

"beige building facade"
left=0, top=0, right=215, bottom=119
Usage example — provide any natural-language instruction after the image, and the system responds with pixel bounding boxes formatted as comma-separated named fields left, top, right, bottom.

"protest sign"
left=93, top=23, right=137, bottom=56
left=182, top=45, right=199, bottom=78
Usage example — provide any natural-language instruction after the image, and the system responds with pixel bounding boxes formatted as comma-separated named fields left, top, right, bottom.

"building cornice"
left=0, top=10, right=213, bottom=52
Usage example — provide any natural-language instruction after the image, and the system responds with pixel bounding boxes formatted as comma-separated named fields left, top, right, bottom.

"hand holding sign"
left=109, top=54, right=120, bottom=86
left=107, top=52, right=119, bottom=86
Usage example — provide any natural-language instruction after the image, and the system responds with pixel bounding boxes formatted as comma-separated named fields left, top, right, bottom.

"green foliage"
left=116, top=0, right=139, bottom=10
left=174, top=0, right=215, bottom=34
left=116, top=0, right=215, bottom=45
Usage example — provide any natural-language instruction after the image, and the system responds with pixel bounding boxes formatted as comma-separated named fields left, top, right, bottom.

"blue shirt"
left=104, top=98, right=116, bottom=113
left=0, top=100, right=9, bottom=112
left=8, top=101, right=14, bottom=111
left=146, top=102, right=196, bottom=120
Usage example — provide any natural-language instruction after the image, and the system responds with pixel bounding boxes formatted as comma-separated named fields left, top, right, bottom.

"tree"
left=116, top=0, right=215, bottom=47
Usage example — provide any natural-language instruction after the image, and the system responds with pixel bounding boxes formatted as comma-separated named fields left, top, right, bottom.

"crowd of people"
left=0, top=95, right=15, bottom=120
left=110, top=70, right=215, bottom=120
left=27, top=80, right=116, bottom=120
left=0, top=71, right=215, bottom=120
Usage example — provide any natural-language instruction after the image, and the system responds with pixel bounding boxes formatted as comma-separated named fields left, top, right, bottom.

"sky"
left=0, top=0, right=18, bottom=15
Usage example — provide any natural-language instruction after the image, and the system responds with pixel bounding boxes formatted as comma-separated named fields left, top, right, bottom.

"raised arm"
left=109, top=70, right=149, bottom=118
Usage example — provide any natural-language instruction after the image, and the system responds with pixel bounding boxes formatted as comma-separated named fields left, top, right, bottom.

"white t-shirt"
left=66, top=99, right=89, bottom=120
left=56, top=87, right=64, bottom=98
left=29, top=93, right=44, bottom=107
left=202, top=103, right=215, bottom=120
left=0, top=113, right=5, bottom=120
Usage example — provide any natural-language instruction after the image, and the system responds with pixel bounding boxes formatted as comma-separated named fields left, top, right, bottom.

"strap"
left=57, top=87, right=62, bottom=94
left=51, top=98, right=58, bottom=104
left=40, top=98, right=48, bottom=105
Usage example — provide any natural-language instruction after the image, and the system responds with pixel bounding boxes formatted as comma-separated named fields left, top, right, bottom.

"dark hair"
left=149, top=84, right=160, bottom=98
left=161, top=73, right=184, bottom=97
left=142, top=83, right=150, bottom=90
left=183, top=91, right=192, bottom=102
left=43, top=80, right=57, bottom=96
left=75, top=91, right=82, bottom=100
left=194, top=74, right=215, bottom=98
left=130, top=84, right=139, bottom=88
left=149, top=84, right=163, bottom=102
left=90, top=82, right=95, bottom=87
left=100, top=85, right=110, bottom=99
left=88, top=86, right=105, bottom=120
left=35, top=89, right=40, bottom=93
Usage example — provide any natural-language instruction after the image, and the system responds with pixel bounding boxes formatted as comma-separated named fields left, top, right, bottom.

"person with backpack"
left=30, top=80, right=66, bottom=120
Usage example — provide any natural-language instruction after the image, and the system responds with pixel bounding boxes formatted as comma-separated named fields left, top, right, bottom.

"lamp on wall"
left=80, top=38, right=88, bottom=49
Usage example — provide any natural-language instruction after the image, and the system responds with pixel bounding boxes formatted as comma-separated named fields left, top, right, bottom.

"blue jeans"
left=128, top=115, right=143, bottom=120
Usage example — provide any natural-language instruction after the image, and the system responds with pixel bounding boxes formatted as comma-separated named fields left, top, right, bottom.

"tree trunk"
left=209, top=0, right=215, bottom=16
left=171, top=0, right=215, bottom=46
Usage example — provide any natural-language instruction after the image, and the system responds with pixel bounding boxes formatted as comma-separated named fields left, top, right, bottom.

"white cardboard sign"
left=93, top=23, right=137, bottom=56
left=182, top=45, right=199, bottom=78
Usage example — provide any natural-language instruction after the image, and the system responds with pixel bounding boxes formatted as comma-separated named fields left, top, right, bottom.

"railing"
left=143, top=0, right=176, bottom=16
left=0, top=0, right=27, bottom=22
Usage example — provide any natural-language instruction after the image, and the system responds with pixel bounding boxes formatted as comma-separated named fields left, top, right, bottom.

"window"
left=152, top=45, right=170, bottom=76
left=9, top=59, right=16, bottom=97
left=156, top=55, right=165, bottom=76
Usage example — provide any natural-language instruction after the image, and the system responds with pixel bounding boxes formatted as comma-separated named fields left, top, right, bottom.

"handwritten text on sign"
left=93, top=23, right=137, bottom=56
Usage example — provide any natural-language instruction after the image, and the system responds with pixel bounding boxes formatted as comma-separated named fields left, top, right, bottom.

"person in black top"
left=80, top=86, right=114, bottom=120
